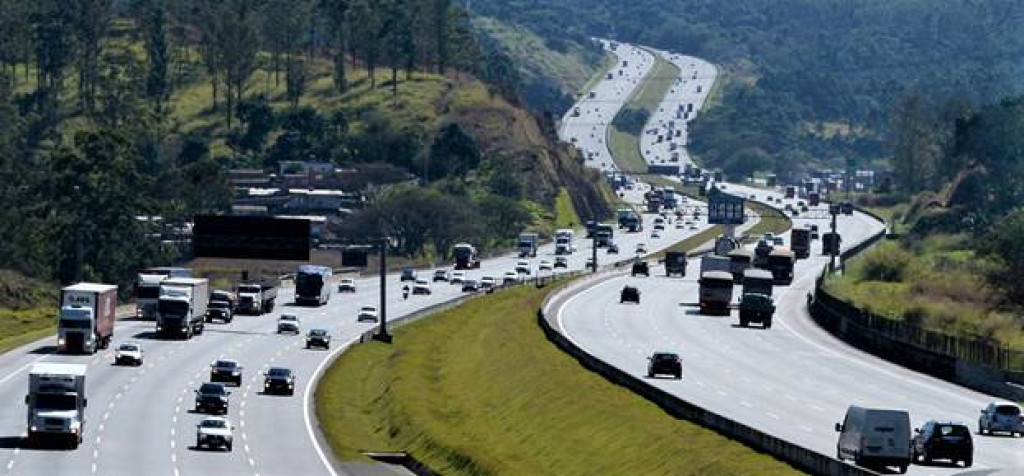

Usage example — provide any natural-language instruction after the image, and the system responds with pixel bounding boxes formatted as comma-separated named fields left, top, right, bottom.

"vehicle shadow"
left=0, top=436, right=23, bottom=449
left=131, top=331, right=162, bottom=340
left=911, top=460, right=964, bottom=468
left=28, top=346, right=58, bottom=355
left=729, top=324, right=770, bottom=330
left=189, top=445, right=230, bottom=452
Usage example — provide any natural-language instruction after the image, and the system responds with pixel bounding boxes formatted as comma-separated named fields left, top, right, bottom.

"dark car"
left=210, top=359, right=243, bottom=386
left=631, top=261, right=649, bottom=277
left=461, top=280, right=480, bottom=292
left=913, top=421, right=973, bottom=467
left=206, top=300, right=233, bottom=323
left=607, top=243, right=619, bottom=254
left=647, top=352, right=682, bottom=379
left=194, top=382, right=230, bottom=414
left=306, top=329, right=331, bottom=349
left=620, top=286, right=640, bottom=304
left=433, top=269, right=450, bottom=282
left=400, top=267, right=417, bottom=282
left=263, top=367, right=296, bottom=396
left=554, top=257, right=569, bottom=269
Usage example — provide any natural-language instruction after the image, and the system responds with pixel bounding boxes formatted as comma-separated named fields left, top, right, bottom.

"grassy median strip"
left=744, top=201, right=792, bottom=242
left=316, top=284, right=804, bottom=476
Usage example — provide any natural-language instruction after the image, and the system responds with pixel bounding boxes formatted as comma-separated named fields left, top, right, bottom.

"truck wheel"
left=739, top=319, right=747, bottom=327
left=765, top=320, right=772, bottom=329
left=964, top=456, right=973, bottom=467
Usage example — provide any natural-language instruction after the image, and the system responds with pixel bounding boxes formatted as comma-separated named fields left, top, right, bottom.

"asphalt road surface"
left=638, top=49, right=717, bottom=169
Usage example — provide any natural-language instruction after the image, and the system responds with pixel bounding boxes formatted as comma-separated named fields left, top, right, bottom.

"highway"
left=559, top=40, right=654, bottom=173
left=553, top=41, right=1024, bottom=476
left=638, top=49, right=717, bottom=170
left=0, top=178, right=716, bottom=476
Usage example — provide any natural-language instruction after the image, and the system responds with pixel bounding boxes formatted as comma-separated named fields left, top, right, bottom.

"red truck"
left=58, top=283, right=118, bottom=354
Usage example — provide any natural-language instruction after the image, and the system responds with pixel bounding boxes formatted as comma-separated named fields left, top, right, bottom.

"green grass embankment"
left=0, top=270, right=58, bottom=355
left=316, top=283, right=805, bottom=476
left=607, top=51, right=681, bottom=173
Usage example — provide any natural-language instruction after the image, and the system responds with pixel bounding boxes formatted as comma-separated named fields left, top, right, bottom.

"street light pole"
left=374, top=236, right=392, bottom=343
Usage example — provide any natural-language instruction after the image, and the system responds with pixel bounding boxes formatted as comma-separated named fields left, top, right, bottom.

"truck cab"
left=517, top=233, right=539, bottom=258
left=157, top=278, right=209, bottom=339
left=453, top=243, right=481, bottom=270
left=738, top=269, right=775, bottom=328
left=58, top=283, right=117, bottom=354
left=26, top=363, right=87, bottom=448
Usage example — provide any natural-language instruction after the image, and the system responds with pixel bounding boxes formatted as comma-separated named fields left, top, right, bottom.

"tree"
left=320, top=0, right=351, bottom=92
left=71, top=0, right=112, bottom=115
left=349, top=0, right=382, bottom=87
left=427, top=122, right=479, bottom=180
left=977, top=208, right=1024, bottom=306
left=140, top=0, right=170, bottom=113
left=432, top=0, right=451, bottom=73
left=218, top=1, right=259, bottom=129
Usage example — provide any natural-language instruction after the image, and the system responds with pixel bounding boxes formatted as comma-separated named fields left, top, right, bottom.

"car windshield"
left=267, top=368, right=291, bottom=377
left=361, top=307, right=375, bottom=312
left=59, top=318, right=92, bottom=329
left=35, top=394, right=78, bottom=410
left=214, top=361, right=236, bottom=369
left=210, top=301, right=229, bottom=309
left=937, top=425, right=969, bottom=437
left=654, top=354, right=678, bottom=362
left=280, top=315, right=297, bottom=321
left=310, top=329, right=327, bottom=336
left=996, top=405, right=1021, bottom=416
left=199, top=384, right=225, bottom=395
left=118, top=344, right=139, bottom=352
left=201, top=419, right=227, bottom=429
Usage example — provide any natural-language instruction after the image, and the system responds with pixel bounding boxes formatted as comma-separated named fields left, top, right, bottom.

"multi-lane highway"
left=0, top=177, right=717, bottom=476
left=638, top=49, right=717, bottom=169
left=554, top=40, right=1024, bottom=476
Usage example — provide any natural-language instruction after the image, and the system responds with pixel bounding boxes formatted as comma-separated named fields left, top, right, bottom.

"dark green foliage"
left=611, top=107, right=649, bottom=136
left=977, top=209, right=1024, bottom=306
left=231, top=98, right=277, bottom=156
left=427, top=123, right=480, bottom=179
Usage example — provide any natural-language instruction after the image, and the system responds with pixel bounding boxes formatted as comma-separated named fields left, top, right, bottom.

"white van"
left=835, top=406, right=912, bottom=474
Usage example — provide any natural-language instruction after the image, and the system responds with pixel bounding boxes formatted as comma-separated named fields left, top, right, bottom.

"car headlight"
left=30, top=425, right=37, bottom=432
left=264, top=382, right=270, bottom=387
left=57, top=337, right=65, bottom=346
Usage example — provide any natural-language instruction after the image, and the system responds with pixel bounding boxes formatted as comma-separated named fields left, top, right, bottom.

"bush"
left=855, top=241, right=912, bottom=283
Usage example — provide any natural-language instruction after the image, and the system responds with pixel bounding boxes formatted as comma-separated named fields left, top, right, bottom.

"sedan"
left=461, top=279, right=480, bottom=292
left=480, top=276, right=497, bottom=289
left=209, top=360, right=243, bottom=386
left=306, top=329, right=331, bottom=349
left=196, top=416, right=233, bottom=451
left=450, top=271, right=466, bottom=284
left=433, top=269, right=450, bottom=282
left=635, top=243, right=648, bottom=254
left=538, top=260, right=553, bottom=271
left=114, top=342, right=144, bottom=366
left=412, top=279, right=432, bottom=295
left=357, top=306, right=379, bottom=322
left=647, top=352, right=682, bottom=379
left=277, top=314, right=300, bottom=334
left=503, top=271, right=519, bottom=285
left=337, top=278, right=356, bottom=293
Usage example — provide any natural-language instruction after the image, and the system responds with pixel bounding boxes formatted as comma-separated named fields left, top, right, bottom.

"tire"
left=227, top=442, right=233, bottom=452
left=765, top=320, right=772, bottom=329
left=898, top=464, right=907, bottom=474
left=964, top=456, right=973, bottom=468
left=739, top=319, right=748, bottom=327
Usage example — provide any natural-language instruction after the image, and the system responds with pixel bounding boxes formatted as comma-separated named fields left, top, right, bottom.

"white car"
left=337, top=278, right=356, bottom=293
left=114, top=342, right=143, bottom=366
left=412, top=279, right=431, bottom=295
left=539, top=260, right=553, bottom=271
left=515, top=260, right=531, bottom=274
left=635, top=243, right=648, bottom=254
left=503, top=271, right=519, bottom=284
left=450, top=271, right=466, bottom=284
left=277, top=314, right=300, bottom=334
left=480, top=276, right=497, bottom=289
left=196, top=416, right=234, bottom=451
left=357, top=306, right=379, bottom=322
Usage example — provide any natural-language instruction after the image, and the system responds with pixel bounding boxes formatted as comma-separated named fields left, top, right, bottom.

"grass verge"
left=0, top=310, right=53, bottom=356
left=607, top=50, right=681, bottom=174
left=744, top=201, right=792, bottom=243
left=316, top=283, right=805, bottom=476
left=553, top=187, right=582, bottom=230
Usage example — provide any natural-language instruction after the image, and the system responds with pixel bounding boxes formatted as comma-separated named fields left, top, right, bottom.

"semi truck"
left=58, top=283, right=117, bottom=354
left=235, top=279, right=278, bottom=315
left=791, top=229, right=811, bottom=259
left=453, top=243, right=482, bottom=269
left=554, top=229, right=574, bottom=255
left=767, top=248, right=796, bottom=284
left=295, top=265, right=333, bottom=306
left=135, top=267, right=191, bottom=319
left=738, top=269, right=775, bottom=328
left=699, top=270, right=734, bottom=316
left=157, top=277, right=209, bottom=339
left=823, top=232, right=842, bottom=256
left=517, top=233, right=539, bottom=258
left=26, top=363, right=87, bottom=448
left=624, top=214, right=643, bottom=232
left=785, top=185, right=796, bottom=199
left=595, top=223, right=615, bottom=248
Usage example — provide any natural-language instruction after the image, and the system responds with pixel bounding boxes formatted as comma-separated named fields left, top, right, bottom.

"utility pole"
left=591, top=221, right=598, bottom=273
left=373, top=237, right=392, bottom=343
left=828, top=204, right=839, bottom=273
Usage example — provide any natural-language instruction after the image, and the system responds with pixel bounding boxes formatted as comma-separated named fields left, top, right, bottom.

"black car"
left=210, top=359, right=243, bottom=386
left=306, top=329, right=331, bottom=349
left=913, top=421, right=973, bottom=467
left=400, top=267, right=417, bottom=282
left=263, top=367, right=296, bottom=396
left=647, top=352, right=682, bottom=379
left=607, top=243, right=619, bottom=254
left=631, top=261, right=649, bottom=277
left=461, top=280, right=480, bottom=292
left=620, top=286, right=640, bottom=304
left=194, top=382, right=230, bottom=414
left=206, top=300, right=233, bottom=323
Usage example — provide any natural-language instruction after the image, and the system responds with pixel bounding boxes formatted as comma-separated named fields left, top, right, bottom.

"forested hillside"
left=0, top=0, right=610, bottom=299
left=473, top=0, right=1024, bottom=176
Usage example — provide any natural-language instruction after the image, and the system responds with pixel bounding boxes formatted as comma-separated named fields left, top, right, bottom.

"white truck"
left=554, top=229, right=574, bottom=255
left=134, top=267, right=191, bottom=319
left=58, top=283, right=117, bottom=354
left=157, top=277, right=209, bottom=339
left=26, top=363, right=87, bottom=448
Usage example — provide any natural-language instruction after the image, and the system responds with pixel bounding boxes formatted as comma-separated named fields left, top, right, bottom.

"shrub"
left=855, top=241, right=913, bottom=283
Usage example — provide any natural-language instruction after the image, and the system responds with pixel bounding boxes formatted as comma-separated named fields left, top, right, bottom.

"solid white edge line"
left=304, top=336, right=362, bottom=476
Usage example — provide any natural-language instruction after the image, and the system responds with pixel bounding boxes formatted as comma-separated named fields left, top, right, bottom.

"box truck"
left=26, top=363, right=87, bottom=448
left=58, top=283, right=117, bottom=354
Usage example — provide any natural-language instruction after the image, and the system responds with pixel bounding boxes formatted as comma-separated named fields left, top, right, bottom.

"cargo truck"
left=738, top=269, right=775, bottom=328
left=295, top=265, right=333, bottom=306
left=157, top=277, right=209, bottom=339
left=785, top=185, right=796, bottom=199
left=595, top=223, right=615, bottom=248
left=517, top=233, right=539, bottom=258
left=698, top=256, right=734, bottom=315
left=791, top=229, right=811, bottom=259
left=454, top=243, right=482, bottom=269
left=767, top=248, right=796, bottom=284
left=665, top=251, right=687, bottom=277
left=58, top=283, right=117, bottom=354
left=235, top=279, right=278, bottom=315
left=554, top=229, right=574, bottom=255
left=26, top=363, right=87, bottom=448
left=823, top=232, right=842, bottom=256
left=135, top=267, right=191, bottom=319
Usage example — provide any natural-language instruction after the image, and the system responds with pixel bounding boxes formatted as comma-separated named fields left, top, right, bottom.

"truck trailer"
left=26, top=363, right=87, bottom=448
left=517, top=233, right=539, bottom=258
left=554, top=230, right=574, bottom=255
left=157, top=277, right=209, bottom=339
left=58, top=283, right=117, bottom=354
left=135, top=267, right=191, bottom=319
left=791, top=229, right=811, bottom=259
left=295, top=265, right=333, bottom=306
left=453, top=243, right=481, bottom=269
left=235, top=279, right=278, bottom=315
